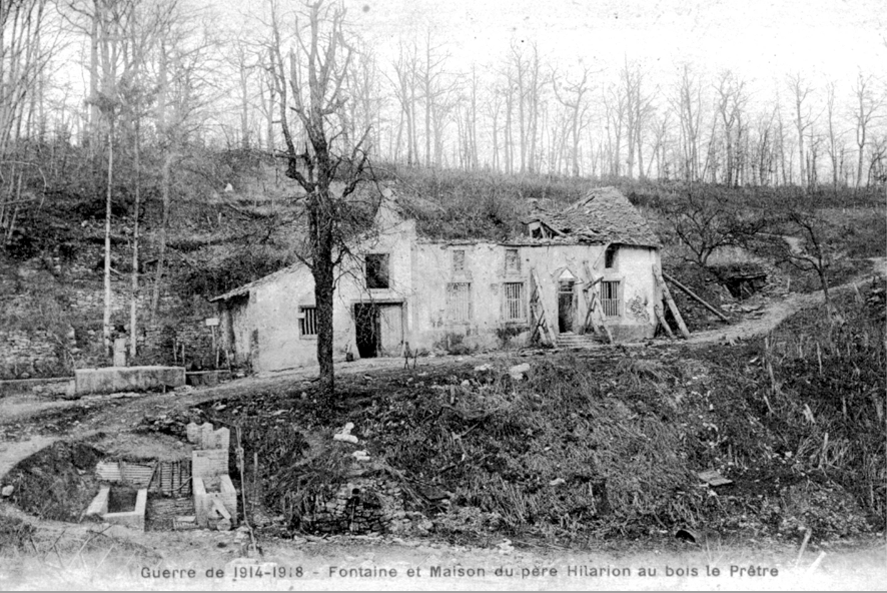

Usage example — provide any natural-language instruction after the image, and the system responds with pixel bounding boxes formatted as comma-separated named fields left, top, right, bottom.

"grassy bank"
left=180, top=275, right=885, bottom=544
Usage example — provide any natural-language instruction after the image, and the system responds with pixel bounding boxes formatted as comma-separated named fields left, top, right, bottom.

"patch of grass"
left=5, top=442, right=104, bottom=522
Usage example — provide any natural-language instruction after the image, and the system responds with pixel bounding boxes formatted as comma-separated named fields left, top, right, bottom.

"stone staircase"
left=556, top=332, right=605, bottom=349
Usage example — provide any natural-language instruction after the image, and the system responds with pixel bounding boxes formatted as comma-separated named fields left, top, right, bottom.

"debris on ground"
left=333, top=422, right=359, bottom=444
left=508, top=363, right=530, bottom=380
left=698, top=469, right=733, bottom=487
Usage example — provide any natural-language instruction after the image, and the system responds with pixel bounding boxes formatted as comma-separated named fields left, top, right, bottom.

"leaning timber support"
left=581, top=262, right=612, bottom=343
left=654, top=304, right=675, bottom=339
left=654, top=266, right=690, bottom=339
left=529, top=269, right=556, bottom=346
left=662, top=271, right=729, bottom=322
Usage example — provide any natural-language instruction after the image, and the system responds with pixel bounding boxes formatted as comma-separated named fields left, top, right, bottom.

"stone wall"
left=0, top=271, right=220, bottom=379
left=0, top=330, right=66, bottom=379
left=297, top=477, right=407, bottom=535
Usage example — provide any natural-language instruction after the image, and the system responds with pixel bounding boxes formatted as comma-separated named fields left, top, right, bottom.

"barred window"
left=300, top=306, right=317, bottom=336
left=365, top=254, right=390, bottom=289
left=452, top=249, right=466, bottom=273
left=601, top=281, right=620, bottom=317
left=503, top=282, right=526, bottom=321
left=446, top=282, right=471, bottom=323
left=505, top=249, right=520, bottom=274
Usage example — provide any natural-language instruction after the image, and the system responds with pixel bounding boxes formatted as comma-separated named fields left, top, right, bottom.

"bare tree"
left=419, top=29, right=451, bottom=168
left=787, top=73, right=815, bottom=188
left=553, top=65, right=593, bottom=177
left=824, top=81, right=844, bottom=191
left=272, top=0, right=373, bottom=395
left=0, top=0, right=56, bottom=244
left=851, top=72, right=884, bottom=188
left=388, top=40, right=419, bottom=165
left=670, top=63, right=704, bottom=181
left=602, top=82, right=626, bottom=178
left=715, top=70, right=749, bottom=187
left=150, top=13, right=216, bottom=321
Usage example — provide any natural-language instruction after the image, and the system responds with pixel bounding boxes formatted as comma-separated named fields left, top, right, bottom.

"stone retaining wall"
left=298, top=477, right=407, bottom=535
left=0, top=330, right=63, bottom=379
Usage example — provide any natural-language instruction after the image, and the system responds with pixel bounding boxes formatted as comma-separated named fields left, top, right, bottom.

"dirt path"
left=2, top=259, right=884, bottom=483
left=686, top=256, right=885, bottom=345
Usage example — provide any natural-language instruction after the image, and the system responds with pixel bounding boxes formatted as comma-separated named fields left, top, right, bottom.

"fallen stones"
left=333, top=422, right=359, bottom=444
left=508, top=363, right=531, bottom=380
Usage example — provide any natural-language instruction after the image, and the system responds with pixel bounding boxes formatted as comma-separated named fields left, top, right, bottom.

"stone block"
left=74, top=366, right=185, bottom=395
left=192, top=449, right=228, bottom=479
left=85, top=487, right=147, bottom=531
left=85, top=486, right=110, bottom=517
left=187, top=422, right=229, bottom=451
left=194, top=475, right=237, bottom=529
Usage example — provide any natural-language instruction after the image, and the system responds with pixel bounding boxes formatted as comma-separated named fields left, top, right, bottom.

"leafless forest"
left=2, top=0, right=886, bottom=192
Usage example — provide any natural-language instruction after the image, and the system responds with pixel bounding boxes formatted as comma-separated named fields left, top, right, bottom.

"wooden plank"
left=663, top=271, right=729, bottom=322
left=582, top=263, right=613, bottom=344
left=654, top=266, right=690, bottom=339
left=530, top=269, right=555, bottom=346
left=654, top=304, right=675, bottom=339
left=581, top=263, right=605, bottom=337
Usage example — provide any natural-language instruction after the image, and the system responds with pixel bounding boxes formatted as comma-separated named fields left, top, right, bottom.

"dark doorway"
left=354, top=304, right=379, bottom=358
left=558, top=280, right=575, bottom=333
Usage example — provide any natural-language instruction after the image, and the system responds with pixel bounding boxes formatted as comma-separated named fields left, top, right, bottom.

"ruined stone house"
left=211, top=186, right=662, bottom=373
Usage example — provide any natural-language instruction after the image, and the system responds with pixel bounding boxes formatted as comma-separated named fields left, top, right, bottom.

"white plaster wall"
left=411, top=242, right=662, bottom=349
left=221, top=227, right=661, bottom=372
left=235, top=218, right=418, bottom=373
left=410, top=242, right=507, bottom=351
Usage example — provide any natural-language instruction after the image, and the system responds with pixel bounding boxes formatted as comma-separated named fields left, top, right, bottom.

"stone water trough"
left=85, top=486, right=148, bottom=530
left=74, top=366, right=185, bottom=395
left=84, top=460, right=155, bottom=529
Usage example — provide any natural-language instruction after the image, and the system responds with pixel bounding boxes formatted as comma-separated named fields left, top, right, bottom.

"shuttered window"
left=503, top=282, right=525, bottom=321
left=601, top=281, right=620, bottom=317
left=446, top=282, right=471, bottom=323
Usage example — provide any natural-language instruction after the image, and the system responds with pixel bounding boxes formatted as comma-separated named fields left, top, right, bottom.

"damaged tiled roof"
left=525, top=186, right=660, bottom=247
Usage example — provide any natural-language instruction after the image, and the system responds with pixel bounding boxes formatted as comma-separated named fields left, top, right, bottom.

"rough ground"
left=1, top=261, right=885, bottom=590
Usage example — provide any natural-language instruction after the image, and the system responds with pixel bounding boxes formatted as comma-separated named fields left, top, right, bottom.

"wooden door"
left=378, top=304, right=404, bottom=356
left=558, top=280, right=575, bottom=333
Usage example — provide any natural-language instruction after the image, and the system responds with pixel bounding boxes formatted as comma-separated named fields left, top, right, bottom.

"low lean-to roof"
left=209, top=264, right=302, bottom=302
left=524, top=186, right=661, bottom=248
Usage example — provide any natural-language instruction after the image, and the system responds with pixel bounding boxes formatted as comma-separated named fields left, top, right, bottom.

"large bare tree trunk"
left=271, top=0, right=372, bottom=396
left=103, top=123, right=114, bottom=355
left=151, top=151, right=172, bottom=322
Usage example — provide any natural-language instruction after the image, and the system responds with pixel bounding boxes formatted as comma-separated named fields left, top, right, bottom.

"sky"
left=328, top=0, right=886, bottom=89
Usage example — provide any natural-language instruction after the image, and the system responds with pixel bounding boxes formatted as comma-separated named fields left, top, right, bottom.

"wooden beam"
left=529, top=269, right=556, bottom=346
left=581, top=262, right=608, bottom=341
left=662, top=271, right=729, bottom=323
left=654, top=304, right=675, bottom=339
left=654, top=266, right=690, bottom=339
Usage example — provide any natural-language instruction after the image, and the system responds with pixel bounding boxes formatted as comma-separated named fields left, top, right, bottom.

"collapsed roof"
left=523, top=186, right=661, bottom=248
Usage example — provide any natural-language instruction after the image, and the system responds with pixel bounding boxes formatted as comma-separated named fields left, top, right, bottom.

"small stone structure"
left=298, top=476, right=406, bottom=535
left=85, top=486, right=148, bottom=530
left=186, top=422, right=236, bottom=530
left=87, top=461, right=152, bottom=529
